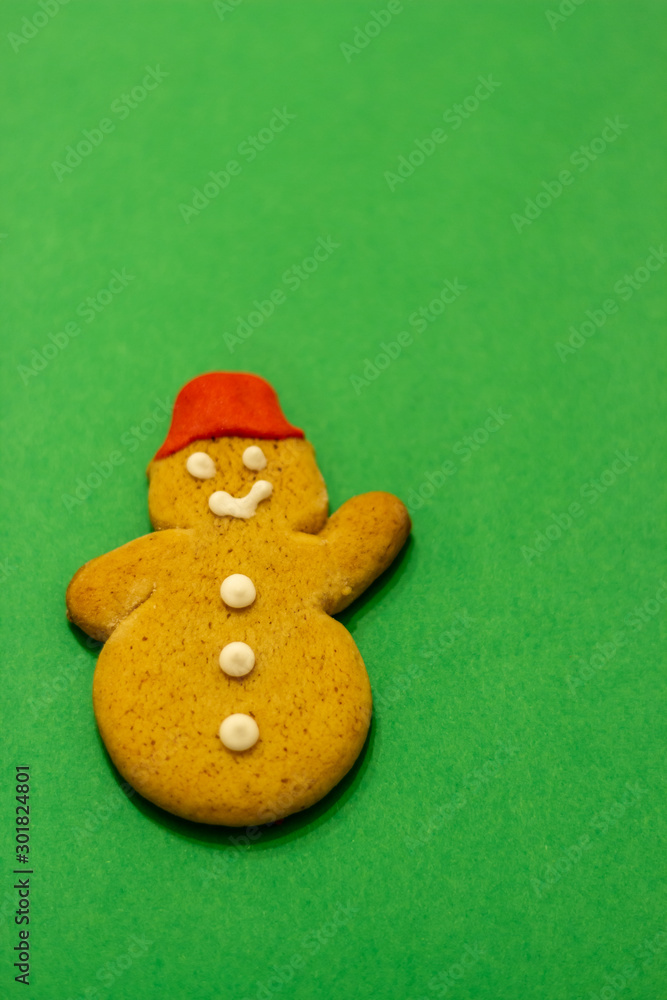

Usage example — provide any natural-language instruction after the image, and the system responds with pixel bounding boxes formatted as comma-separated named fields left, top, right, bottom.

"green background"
left=1, top=1, right=665, bottom=997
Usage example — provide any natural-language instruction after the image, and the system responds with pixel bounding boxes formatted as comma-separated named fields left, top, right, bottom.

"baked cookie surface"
left=66, top=374, right=410, bottom=825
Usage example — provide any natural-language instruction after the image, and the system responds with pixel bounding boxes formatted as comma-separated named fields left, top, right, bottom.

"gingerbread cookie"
left=66, top=373, right=410, bottom=826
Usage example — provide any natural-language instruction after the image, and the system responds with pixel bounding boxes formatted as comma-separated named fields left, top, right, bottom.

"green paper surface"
left=1, top=2, right=665, bottom=997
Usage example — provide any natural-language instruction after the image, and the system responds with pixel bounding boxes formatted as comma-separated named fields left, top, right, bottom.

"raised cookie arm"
left=66, top=529, right=190, bottom=642
left=318, top=492, right=411, bottom=615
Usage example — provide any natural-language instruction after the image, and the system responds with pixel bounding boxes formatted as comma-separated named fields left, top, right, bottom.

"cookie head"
left=146, top=373, right=328, bottom=532
left=148, top=436, right=328, bottom=532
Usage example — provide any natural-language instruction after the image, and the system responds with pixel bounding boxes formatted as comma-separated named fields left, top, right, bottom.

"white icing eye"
left=186, top=452, right=216, bottom=479
left=219, top=642, right=255, bottom=677
left=242, top=446, right=267, bottom=471
left=219, top=714, right=259, bottom=751
left=220, top=574, right=256, bottom=608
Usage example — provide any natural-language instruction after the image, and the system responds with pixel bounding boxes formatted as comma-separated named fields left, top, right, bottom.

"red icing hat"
left=154, top=372, right=304, bottom=460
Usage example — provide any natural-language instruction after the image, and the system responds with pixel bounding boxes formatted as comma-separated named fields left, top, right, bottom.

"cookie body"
left=66, top=376, right=410, bottom=825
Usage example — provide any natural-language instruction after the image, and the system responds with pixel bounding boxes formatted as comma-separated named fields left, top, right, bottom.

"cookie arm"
left=318, top=492, right=411, bottom=614
left=66, top=530, right=187, bottom=642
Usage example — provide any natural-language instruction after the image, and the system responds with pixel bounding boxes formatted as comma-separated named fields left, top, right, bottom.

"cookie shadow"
left=68, top=621, right=104, bottom=655
left=102, top=717, right=376, bottom=849
left=337, top=534, right=413, bottom=634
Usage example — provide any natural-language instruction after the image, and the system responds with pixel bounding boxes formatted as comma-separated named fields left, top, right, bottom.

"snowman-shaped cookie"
left=66, top=372, right=410, bottom=826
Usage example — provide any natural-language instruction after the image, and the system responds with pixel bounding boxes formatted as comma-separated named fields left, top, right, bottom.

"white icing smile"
left=209, top=481, right=272, bottom=519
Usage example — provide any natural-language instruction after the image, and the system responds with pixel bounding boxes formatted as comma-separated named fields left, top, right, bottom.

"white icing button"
left=220, top=574, right=256, bottom=608
left=219, top=641, right=255, bottom=677
left=209, top=480, right=272, bottom=519
left=219, top=714, right=259, bottom=751
left=242, top=445, right=267, bottom=471
left=186, top=452, right=216, bottom=479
